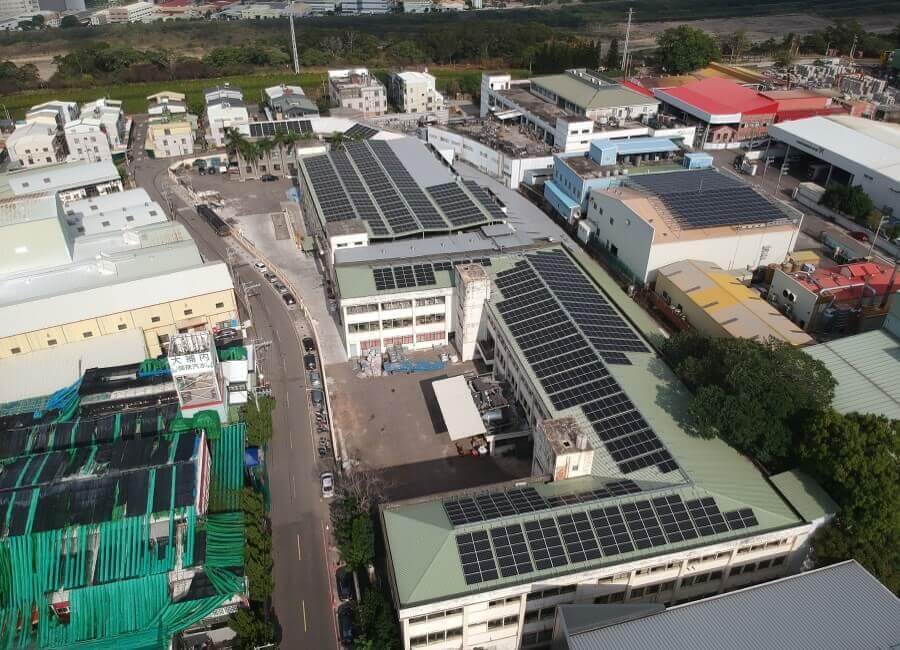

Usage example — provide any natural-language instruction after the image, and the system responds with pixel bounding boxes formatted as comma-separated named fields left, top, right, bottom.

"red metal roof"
left=622, top=80, right=655, bottom=98
left=774, top=106, right=847, bottom=123
left=657, top=78, right=777, bottom=118
left=792, top=262, right=899, bottom=303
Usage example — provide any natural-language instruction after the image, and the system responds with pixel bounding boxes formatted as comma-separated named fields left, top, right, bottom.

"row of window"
left=348, top=315, right=445, bottom=333
left=348, top=296, right=446, bottom=316
left=523, top=607, right=555, bottom=624
left=729, top=556, right=785, bottom=576
left=409, top=608, right=462, bottom=625
left=522, top=629, right=553, bottom=647
left=526, top=585, right=576, bottom=602
left=488, top=596, right=520, bottom=608
left=487, top=615, right=518, bottom=630
left=409, top=627, right=462, bottom=648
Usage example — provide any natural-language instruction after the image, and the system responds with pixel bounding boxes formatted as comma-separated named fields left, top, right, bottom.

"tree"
left=243, top=395, right=275, bottom=447
left=656, top=26, right=721, bottom=74
left=60, top=14, right=81, bottom=28
left=605, top=38, right=620, bottom=71
left=229, top=605, right=276, bottom=649
left=355, top=589, right=400, bottom=649
left=391, top=40, right=427, bottom=64
left=720, top=30, right=749, bottom=61
left=336, top=513, right=375, bottom=572
left=241, top=488, right=275, bottom=601
left=339, top=464, right=388, bottom=514
left=821, top=183, right=874, bottom=221
left=662, top=332, right=835, bottom=468
left=774, top=48, right=796, bottom=68
left=800, top=411, right=900, bottom=592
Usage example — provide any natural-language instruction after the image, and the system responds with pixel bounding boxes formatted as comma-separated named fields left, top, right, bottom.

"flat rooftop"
left=0, top=160, right=119, bottom=199
left=440, top=121, right=554, bottom=158
left=497, top=85, right=574, bottom=125
left=558, top=560, right=900, bottom=649
left=382, top=246, right=806, bottom=608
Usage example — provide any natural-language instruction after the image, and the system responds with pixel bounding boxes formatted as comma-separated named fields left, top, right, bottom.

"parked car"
left=321, top=472, right=335, bottom=498
left=302, top=337, right=316, bottom=353
left=273, top=281, right=289, bottom=294
left=850, top=231, right=870, bottom=243
left=304, top=353, right=317, bottom=370
left=336, top=567, right=354, bottom=602
left=263, top=272, right=277, bottom=283
left=338, top=604, right=354, bottom=645
left=318, top=446, right=329, bottom=458
left=308, top=371, right=321, bottom=387
left=282, top=293, right=296, bottom=306
left=253, top=261, right=268, bottom=273
left=311, top=389, right=324, bottom=406
left=260, top=174, right=277, bottom=182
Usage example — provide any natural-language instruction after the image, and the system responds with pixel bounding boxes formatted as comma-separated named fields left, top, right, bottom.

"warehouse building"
left=582, top=169, right=802, bottom=283
left=654, top=259, right=814, bottom=346
left=653, top=78, right=777, bottom=149
left=0, top=192, right=237, bottom=359
left=381, top=247, right=833, bottom=650
left=803, top=299, right=900, bottom=420
left=551, top=560, right=900, bottom=650
left=0, top=159, right=122, bottom=202
left=768, top=115, right=900, bottom=218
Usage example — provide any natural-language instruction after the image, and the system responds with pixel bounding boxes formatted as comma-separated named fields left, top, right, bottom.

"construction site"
left=0, top=337, right=250, bottom=648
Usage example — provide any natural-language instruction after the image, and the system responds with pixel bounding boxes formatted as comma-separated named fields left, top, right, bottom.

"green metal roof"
left=804, top=329, right=900, bottom=419
left=530, top=75, right=656, bottom=111
left=382, top=247, right=805, bottom=609
left=769, top=470, right=839, bottom=523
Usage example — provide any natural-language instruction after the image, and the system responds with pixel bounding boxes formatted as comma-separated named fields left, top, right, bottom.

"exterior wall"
left=6, top=125, right=65, bottom=168
left=147, top=122, right=194, bottom=158
left=398, top=516, right=812, bottom=650
left=108, top=1, right=156, bottom=21
left=340, top=288, right=454, bottom=358
left=767, top=270, right=822, bottom=331
left=65, top=125, right=113, bottom=163
left=654, top=273, right=728, bottom=339
left=328, top=232, right=369, bottom=269
left=585, top=192, right=798, bottom=283
left=425, top=126, right=553, bottom=189
left=391, top=73, right=444, bottom=114
left=480, top=74, right=512, bottom=117
left=206, top=107, right=250, bottom=147
left=329, top=71, right=387, bottom=117
left=0, top=288, right=237, bottom=359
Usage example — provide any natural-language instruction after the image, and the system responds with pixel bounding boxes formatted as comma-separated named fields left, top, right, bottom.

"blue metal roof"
left=544, top=180, right=580, bottom=211
left=596, top=137, right=680, bottom=156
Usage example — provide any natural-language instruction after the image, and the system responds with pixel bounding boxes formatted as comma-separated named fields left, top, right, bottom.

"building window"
left=710, top=570, right=723, bottom=581
left=381, top=300, right=412, bottom=311
left=416, top=313, right=445, bottom=325
left=772, top=556, right=786, bottom=567
left=158, top=334, right=170, bottom=344
left=758, top=559, right=772, bottom=570
left=215, top=302, right=225, bottom=309
left=10, top=347, right=21, bottom=355
left=117, top=323, right=127, bottom=331
left=47, top=339, right=57, bottom=346
left=183, top=309, right=193, bottom=316
left=151, top=316, right=161, bottom=323
left=126, top=216, right=134, bottom=222
left=382, top=318, right=412, bottom=330
left=347, top=304, right=378, bottom=315
left=660, top=581, right=675, bottom=591
left=349, top=321, right=380, bottom=334
left=415, top=296, right=445, bottom=307
left=630, top=587, right=645, bottom=598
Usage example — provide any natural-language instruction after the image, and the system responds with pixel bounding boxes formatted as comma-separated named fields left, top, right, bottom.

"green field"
left=1, top=68, right=527, bottom=119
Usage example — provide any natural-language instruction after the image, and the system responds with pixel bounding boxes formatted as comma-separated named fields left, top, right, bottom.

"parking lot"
left=328, top=360, right=533, bottom=500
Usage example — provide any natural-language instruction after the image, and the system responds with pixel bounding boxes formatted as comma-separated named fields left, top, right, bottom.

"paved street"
left=130, top=132, right=338, bottom=649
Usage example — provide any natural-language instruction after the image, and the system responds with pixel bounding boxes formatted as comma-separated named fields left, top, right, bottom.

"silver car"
left=321, top=472, right=335, bottom=498
left=308, top=371, right=321, bottom=387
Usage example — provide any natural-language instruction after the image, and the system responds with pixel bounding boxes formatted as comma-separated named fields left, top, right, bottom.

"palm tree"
left=279, top=130, right=302, bottom=174
left=224, top=128, right=248, bottom=181
left=256, top=138, right=275, bottom=177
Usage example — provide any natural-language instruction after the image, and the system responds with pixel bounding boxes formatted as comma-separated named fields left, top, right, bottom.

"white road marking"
left=285, top=392, right=290, bottom=409
left=301, top=600, right=308, bottom=632
left=297, top=534, right=302, bottom=561
left=291, top=473, right=296, bottom=501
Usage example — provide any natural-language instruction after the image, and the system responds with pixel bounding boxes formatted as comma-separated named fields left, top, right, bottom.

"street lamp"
left=867, top=214, right=889, bottom=258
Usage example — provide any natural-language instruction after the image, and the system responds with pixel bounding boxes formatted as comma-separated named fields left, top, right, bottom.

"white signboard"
left=169, top=351, right=215, bottom=376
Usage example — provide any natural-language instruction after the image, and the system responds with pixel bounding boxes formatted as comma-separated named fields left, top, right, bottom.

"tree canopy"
left=662, top=332, right=835, bottom=468
left=800, top=411, right=900, bottom=593
left=655, top=25, right=721, bottom=74
left=355, top=589, right=400, bottom=649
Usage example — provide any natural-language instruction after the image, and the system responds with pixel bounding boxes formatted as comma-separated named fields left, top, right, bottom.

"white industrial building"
left=768, top=115, right=900, bottom=218
left=0, top=159, right=122, bottom=203
left=0, top=0, right=36, bottom=19
left=26, top=100, right=79, bottom=126
left=64, top=117, right=113, bottom=163
left=581, top=169, right=802, bottom=283
left=389, top=70, right=444, bottom=115
left=328, top=69, right=387, bottom=117
left=380, top=246, right=837, bottom=650
left=78, top=98, right=129, bottom=154
left=63, top=188, right=166, bottom=236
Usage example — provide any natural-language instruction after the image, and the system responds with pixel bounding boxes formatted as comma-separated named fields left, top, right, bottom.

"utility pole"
left=866, top=215, right=887, bottom=258
left=621, top=7, right=633, bottom=73
left=849, top=34, right=858, bottom=61
left=289, top=0, right=300, bottom=75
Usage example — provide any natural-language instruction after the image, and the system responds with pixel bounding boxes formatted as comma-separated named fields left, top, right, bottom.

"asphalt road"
left=130, top=129, right=338, bottom=649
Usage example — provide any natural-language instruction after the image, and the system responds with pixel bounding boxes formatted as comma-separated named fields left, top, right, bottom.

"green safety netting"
left=0, top=414, right=247, bottom=649
left=217, top=347, right=247, bottom=362
left=168, top=409, right=222, bottom=441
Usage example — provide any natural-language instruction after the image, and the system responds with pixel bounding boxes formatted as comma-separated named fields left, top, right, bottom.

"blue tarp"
left=544, top=180, right=580, bottom=212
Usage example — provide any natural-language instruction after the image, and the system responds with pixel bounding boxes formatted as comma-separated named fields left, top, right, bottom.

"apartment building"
left=205, top=85, right=250, bottom=147
left=328, top=68, right=387, bottom=117
left=146, top=117, right=195, bottom=158
left=381, top=247, right=836, bottom=650
left=79, top=97, right=129, bottom=153
left=389, top=70, right=445, bottom=114
left=107, top=0, right=157, bottom=22
left=64, top=117, right=113, bottom=162
left=4, top=121, right=67, bottom=168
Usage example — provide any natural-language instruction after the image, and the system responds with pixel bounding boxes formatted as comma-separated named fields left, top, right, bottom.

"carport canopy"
left=432, top=375, right=487, bottom=441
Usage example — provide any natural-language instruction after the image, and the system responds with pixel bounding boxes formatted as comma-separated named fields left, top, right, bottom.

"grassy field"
left=1, top=67, right=528, bottom=118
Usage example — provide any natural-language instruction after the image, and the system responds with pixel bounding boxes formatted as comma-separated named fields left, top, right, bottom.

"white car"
left=321, top=472, right=335, bottom=498
left=254, top=261, right=268, bottom=273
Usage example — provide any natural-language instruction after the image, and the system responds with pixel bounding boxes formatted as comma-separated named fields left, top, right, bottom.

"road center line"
left=297, top=534, right=302, bottom=561
left=285, top=392, right=290, bottom=409
left=291, top=473, right=296, bottom=501
left=301, top=600, right=308, bottom=632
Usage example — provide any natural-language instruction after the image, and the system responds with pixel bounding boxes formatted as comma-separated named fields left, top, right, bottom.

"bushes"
left=821, top=183, right=876, bottom=221
left=243, top=396, right=276, bottom=447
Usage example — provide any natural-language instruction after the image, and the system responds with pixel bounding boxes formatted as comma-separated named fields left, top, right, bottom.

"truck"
left=196, top=204, right=230, bottom=236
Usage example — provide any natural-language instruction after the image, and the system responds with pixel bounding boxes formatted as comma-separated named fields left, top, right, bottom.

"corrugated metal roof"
left=565, top=561, right=900, bottom=650
left=804, top=329, right=900, bottom=419
left=530, top=75, right=658, bottom=111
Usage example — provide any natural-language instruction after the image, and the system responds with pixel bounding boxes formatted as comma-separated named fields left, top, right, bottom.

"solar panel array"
left=249, top=119, right=312, bottom=138
left=345, top=142, right=421, bottom=235
left=427, top=182, right=494, bottom=228
left=344, top=123, right=379, bottom=139
left=628, top=169, right=788, bottom=230
left=302, top=140, right=505, bottom=239
left=493, top=251, right=675, bottom=476
left=371, top=263, right=441, bottom=291
left=453, top=491, right=760, bottom=585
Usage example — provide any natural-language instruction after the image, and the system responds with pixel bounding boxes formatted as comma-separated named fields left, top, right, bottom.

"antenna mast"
left=289, top=1, right=300, bottom=75
left=621, top=7, right=633, bottom=74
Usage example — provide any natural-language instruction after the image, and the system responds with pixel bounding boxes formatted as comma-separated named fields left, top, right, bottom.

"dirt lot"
left=619, top=13, right=900, bottom=50
left=328, top=359, right=533, bottom=500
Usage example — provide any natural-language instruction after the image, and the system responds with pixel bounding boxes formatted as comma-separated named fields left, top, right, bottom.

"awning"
left=432, top=375, right=487, bottom=441
left=494, top=109, right=523, bottom=121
